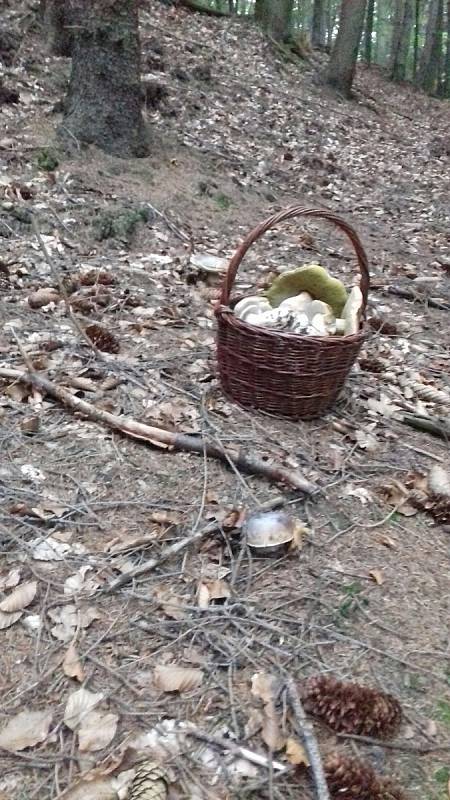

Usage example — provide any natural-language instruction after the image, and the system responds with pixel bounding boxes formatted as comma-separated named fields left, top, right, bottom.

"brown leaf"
left=369, top=569, right=384, bottom=586
left=0, top=709, right=53, bottom=752
left=196, top=579, right=231, bottom=609
left=63, top=642, right=85, bottom=682
left=251, top=672, right=278, bottom=705
left=78, top=711, right=119, bottom=752
left=64, top=688, right=104, bottom=731
left=153, top=665, right=203, bottom=693
left=285, top=737, right=310, bottom=767
left=155, top=588, right=186, bottom=620
left=61, top=779, right=117, bottom=800
left=0, top=581, right=37, bottom=612
left=149, top=510, right=181, bottom=526
left=0, top=610, right=23, bottom=629
left=261, top=701, right=285, bottom=751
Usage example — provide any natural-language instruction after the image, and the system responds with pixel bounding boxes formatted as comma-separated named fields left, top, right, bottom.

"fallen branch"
left=372, top=284, right=450, bottom=312
left=180, top=0, right=231, bottom=17
left=401, top=412, right=450, bottom=439
left=107, top=495, right=285, bottom=591
left=337, top=732, right=450, bottom=754
left=285, top=677, right=330, bottom=800
left=0, top=367, right=316, bottom=495
left=189, top=729, right=287, bottom=772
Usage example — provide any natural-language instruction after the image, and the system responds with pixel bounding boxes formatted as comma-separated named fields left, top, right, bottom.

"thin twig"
left=337, top=732, right=450, bottom=754
left=285, top=677, right=330, bottom=800
left=106, top=495, right=286, bottom=591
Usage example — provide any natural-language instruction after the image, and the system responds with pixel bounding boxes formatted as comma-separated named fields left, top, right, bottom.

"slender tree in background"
left=254, top=0, right=294, bottom=42
left=390, top=0, right=414, bottom=80
left=58, top=0, right=149, bottom=158
left=364, top=0, right=375, bottom=64
left=40, top=0, right=72, bottom=56
left=417, top=0, right=444, bottom=91
left=444, top=0, right=450, bottom=95
left=326, top=0, right=367, bottom=96
left=413, top=0, right=421, bottom=78
left=311, top=0, right=326, bottom=48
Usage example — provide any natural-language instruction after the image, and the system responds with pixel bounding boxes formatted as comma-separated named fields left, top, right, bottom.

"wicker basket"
left=215, top=206, right=370, bottom=420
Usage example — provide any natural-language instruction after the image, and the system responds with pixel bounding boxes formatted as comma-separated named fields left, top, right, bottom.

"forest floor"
left=0, top=2, right=450, bottom=799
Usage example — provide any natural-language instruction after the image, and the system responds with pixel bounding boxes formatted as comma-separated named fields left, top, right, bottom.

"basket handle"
left=219, top=206, right=370, bottom=313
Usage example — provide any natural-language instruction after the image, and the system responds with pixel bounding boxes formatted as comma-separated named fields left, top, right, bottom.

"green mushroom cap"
left=265, top=264, right=348, bottom=317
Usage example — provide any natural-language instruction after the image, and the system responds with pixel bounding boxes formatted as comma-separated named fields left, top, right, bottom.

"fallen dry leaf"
left=0, top=610, right=23, bottom=629
left=78, top=710, right=119, bottom=752
left=0, top=569, right=21, bottom=592
left=63, top=642, right=85, bottom=682
left=377, top=535, right=397, bottom=549
left=155, top=588, right=186, bottom=620
left=251, top=672, right=284, bottom=750
left=261, top=701, right=285, bottom=751
left=369, top=569, right=384, bottom=585
left=153, top=665, right=204, bottom=693
left=251, top=672, right=278, bottom=705
left=60, top=779, right=117, bottom=800
left=64, top=688, right=104, bottom=731
left=197, top=579, right=231, bottom=609
left=285, top=737, right=310, bottom=767
left=0, top=709, right=53, bottom=752
left=0, top=581, right=37, bottom=613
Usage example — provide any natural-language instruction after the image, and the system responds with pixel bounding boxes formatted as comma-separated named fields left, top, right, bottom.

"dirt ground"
left=0, top=3, right=449, bottom=799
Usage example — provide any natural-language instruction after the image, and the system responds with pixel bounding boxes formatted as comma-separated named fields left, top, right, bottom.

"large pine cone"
left=301, top=676, right=402, bottom=738
left=325, top=754, right=407, bottom=800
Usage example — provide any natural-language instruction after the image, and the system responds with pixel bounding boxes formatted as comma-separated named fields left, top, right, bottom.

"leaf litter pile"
left=0, top=3, right=450, bottom=800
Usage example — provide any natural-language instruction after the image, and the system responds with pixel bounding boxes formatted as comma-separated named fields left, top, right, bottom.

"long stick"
left=107, top=495, right=285, bottom=591
left=0, top=367, right=316, bottom=495
left=285, top=677, right=330, bottom=800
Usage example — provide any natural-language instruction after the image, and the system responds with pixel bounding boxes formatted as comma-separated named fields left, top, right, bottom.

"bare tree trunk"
left=390, top=0, right=414, bottom=80
left=364, top=0, right=375, bottom=63
left=418, top=0, right=444, bottom=92
left=413, top=0, right=421, bottom=78
left=58, top=0, right=149, bottom=158
left=311, top=0, right=326, bottom=48
left=444, top=0, right=450, bottom=95
left=254, top=0, right=293, bottom=42
left=326, top=0, right=367, bottom=97
left=40, top=0, right=72, bottom=56
left=326, top=0, right=338, bottom=49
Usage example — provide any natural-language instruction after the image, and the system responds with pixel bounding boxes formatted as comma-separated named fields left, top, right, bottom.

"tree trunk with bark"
left=40, top=0, right=72, bottom=56
left=413, top=0, right=421, bottom=79
left=58, top=0, right=148, bottom=158
left=390, top=0, right=414, bottom=80
left=364, top=0, right=375, bottom=63
left=311, top=0, right=326, bottom=48
left=254, top=0, right=293, bottom=42
left=418, top=0, right=444, bottom=92
left=444, top=0, right=450, bottom=96
left=326, top=0, right=367, bottom=97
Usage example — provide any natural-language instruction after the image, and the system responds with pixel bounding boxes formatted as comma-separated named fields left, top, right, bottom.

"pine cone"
left=84, top=323, right=120, bottom=354
left=128, top=761, right=168, bottom=800
left=325, top=754, right=407, bottom=800
left=301, top=676, right=402, bottom=737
